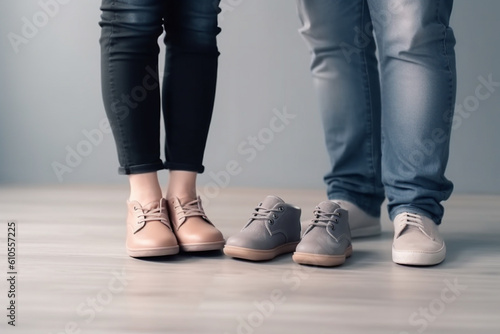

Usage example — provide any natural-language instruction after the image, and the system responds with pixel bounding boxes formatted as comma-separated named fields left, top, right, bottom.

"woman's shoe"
left=167, top=196, right=225, bottom=252
left=126, top=198, right=179, bottom=258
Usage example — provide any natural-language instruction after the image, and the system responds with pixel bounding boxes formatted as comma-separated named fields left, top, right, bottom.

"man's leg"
left=368, top=0, right=456, bottom=224
left=297, top=0, right=384, bottom=237
left=368, top=0, right=456, bottom=265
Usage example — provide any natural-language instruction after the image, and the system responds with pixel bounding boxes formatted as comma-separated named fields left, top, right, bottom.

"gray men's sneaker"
left=223, top=196, right=301, bottom=261
left=293, top=201, right=352, bottom=267
left=392, top=212, right=446, bottom=266
left=331, top=200, right=381, bottom=238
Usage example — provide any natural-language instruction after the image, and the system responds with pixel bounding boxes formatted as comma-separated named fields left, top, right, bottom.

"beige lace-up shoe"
left=167, top=196, right=225, bottom=252
left=126, top=198, right=179, bottom=258
left=392, top=212, right=446, bottom=266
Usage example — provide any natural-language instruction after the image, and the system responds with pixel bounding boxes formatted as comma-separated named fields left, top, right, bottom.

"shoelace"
left=309, top=207, right=340, bottom=230
left=399, top=212, right=424, bottom=229
left=242, top=205, right=284, bottom=235
left=174, top=198, right=207, bottom=223
left=247, top=205, right=284, bottom=226
left=134, top=205, right=169, bottom=226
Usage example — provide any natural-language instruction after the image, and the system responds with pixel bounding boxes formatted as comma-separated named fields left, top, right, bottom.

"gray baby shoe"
left=293, top=200, right=352, bottom=267
left=224, top=195, right=301, bottom=261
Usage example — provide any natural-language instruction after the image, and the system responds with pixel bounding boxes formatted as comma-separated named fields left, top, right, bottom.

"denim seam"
left=359, top=1, right=378, bottom=195
left=437, top=0, right=455, bottom=199
left=108, top=0, right=132, bottom=173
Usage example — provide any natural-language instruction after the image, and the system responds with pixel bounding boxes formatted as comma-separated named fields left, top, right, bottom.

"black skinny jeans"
left=99, top=0, right=220, bottom=174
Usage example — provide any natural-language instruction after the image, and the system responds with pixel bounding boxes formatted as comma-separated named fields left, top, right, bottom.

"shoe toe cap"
left=296, top=232, right=350, bottom=256
left=176, top=222, right=224, bottom=244
left=226, top=234, right=267, bottom=249
left=226, top=231, right=287, bottom=250
left=393, top=233, right=444, bottom=253
left=128, top=222, right=178, bottom=249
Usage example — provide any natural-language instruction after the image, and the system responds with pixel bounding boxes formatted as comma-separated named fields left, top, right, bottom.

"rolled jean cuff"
left=118, top=161, right=165, bottom=175
left=164, top=162, right=205, bottom=174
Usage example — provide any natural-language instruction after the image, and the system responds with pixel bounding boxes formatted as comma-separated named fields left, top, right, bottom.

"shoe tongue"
left=178, top=196, right=197, bottom=206
left=259, top=195, right=285, bottom=209
left=317, top=200, right=341, bottom=213
left=141, top=200, right=161, bottom=211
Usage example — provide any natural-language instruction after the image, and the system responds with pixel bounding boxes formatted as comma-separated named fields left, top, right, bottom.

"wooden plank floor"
left=0, top=185, right=499, bottom=334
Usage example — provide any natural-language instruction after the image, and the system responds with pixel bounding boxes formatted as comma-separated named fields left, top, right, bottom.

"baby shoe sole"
left=224, top=242, right=299, bottom=261
left=292, top=245, right=352, bottom=267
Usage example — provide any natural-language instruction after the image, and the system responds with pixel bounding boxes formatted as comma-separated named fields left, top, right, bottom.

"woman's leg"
left=166, top=171, right=197, bottom=201
left=100, top=0, right=178, bottom=257
left=100, top=0, right=165, bottom=175
left=129, top=172, right=162, bottom=204
left=162, top=0, right=220, bottom=200
left=161, top=0, right=224, bottom=251
left=162, top=0, right=221, bottom=175
left=100, top=0, right=166, bottom=204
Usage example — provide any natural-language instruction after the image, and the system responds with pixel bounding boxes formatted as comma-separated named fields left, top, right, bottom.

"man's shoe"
left=224, top=196, right=301, bottom=261
left=293, top=201, right=352, bottom=267
left=392, top=212, right=446, bottom=266
left=167, top=196, right=225, bottom=252
left=126, top=198, right=179, bottom=258
left=331, top=200, right=381, bottom=238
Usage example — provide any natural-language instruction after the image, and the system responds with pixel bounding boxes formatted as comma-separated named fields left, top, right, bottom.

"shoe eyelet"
left=278, top=206, right=284, bottom=211
left=268, top=219, right=274, bottom=225
left=133, top=206, right=138, bottom=211
left=273, top=214, right=278, bottom=219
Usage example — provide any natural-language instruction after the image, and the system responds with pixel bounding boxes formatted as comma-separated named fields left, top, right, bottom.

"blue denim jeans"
left=100, top=0, right=220, bottom=174
left=297, top=0, right=456, bottom=224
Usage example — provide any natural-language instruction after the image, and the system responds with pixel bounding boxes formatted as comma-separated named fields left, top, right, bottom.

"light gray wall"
left=0, top=0, right=499, bottom=194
